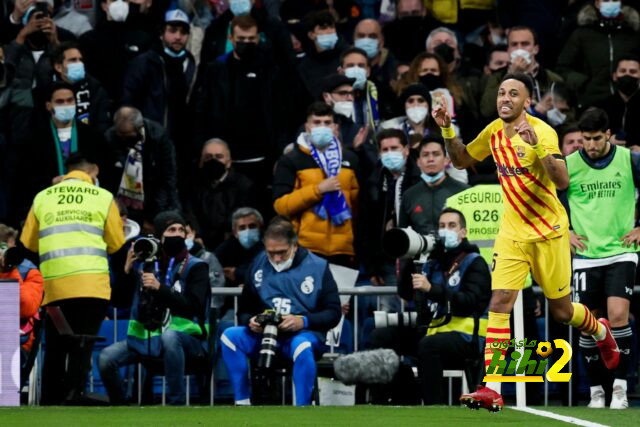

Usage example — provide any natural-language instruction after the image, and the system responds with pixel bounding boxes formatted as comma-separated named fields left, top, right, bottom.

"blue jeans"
left=98, top=330, right=205, bottom=405
left=221, top=326, right=324, bottom=405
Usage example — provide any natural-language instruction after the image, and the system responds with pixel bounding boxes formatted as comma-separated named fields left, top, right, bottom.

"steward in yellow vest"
left=20, top=155, right=125, bottom=405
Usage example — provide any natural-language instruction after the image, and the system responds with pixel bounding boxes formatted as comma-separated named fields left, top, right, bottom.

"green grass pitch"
left=1, top=406, right=638, bottom=426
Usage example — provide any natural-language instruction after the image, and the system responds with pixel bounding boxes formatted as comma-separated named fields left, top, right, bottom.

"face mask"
left=316, top=33, right=338, bottom=51
left=332, top=100, right=354, bottom=119
left=238, top=228, right=260, bottom=249
left=406, top=106, right=428, bottom=124
left=600, top=1, right=622, bottom=18
left=230, top=0, right=251, bottom=16
left=53, top=105, right=76, bottom=123
left=185, top=237, right=194, bottom=250
left=310, top=126, right=334, bottom=148
left=269, top=250, right=295, bottom=272
left=109, top=0, right=129, bottom=22
left=201, top=158, right=227, bottom=182
left=354, top=37, right=379, bottom=59
left=381, top=151, right=406, bottom=172
left=66, top=62, right=85, bottom=83
left=438, top=228, right=460, bottom=249
left=615, top=75, right=639, bottom=97
left=546, top=108, right=566, bottom=127
left=163, top=46, right=186, bottom=58
left=344, top=66, right=367, bottom=89
left=510, top=48, right=532, bottom=65
left=235, top=42, right=257, bottom=60
left=434, top=43, right=455, bottom=64
left=490, top=33, right=507, bottom=46
left=163, top=235, right=186, bottom=257
left=421, top=171, right=444, bottom=184
left=419, top=73, right=444, bottom=90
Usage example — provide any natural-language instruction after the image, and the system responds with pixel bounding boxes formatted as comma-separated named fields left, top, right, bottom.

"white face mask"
left=269, top=253, right=295, bottom=272
left=406, top=106, right=428, bottom=124
left=109, top=0, right=129, bottom=22
left=333, top=100, right=354, bottom=119
left=546, top=108, right=566, bottom=126
left=510, top=48, right=532, bottom=65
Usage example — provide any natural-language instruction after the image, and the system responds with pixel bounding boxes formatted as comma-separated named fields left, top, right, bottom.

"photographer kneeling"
left=221, top=218, right=341, bottom=406
left=413, top=208, right=491, bottom=405
left=98, top=211, right=210, bottom=405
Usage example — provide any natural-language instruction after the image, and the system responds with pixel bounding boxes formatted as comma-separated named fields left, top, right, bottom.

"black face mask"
left=200, top=158, right=227, bottom=182
left=419, top=73, right=444, bottom=90
left=615, top=75, right=640, bottom=97
left=434, top=43, right=455, bottom=64
left=490, top=65, right=508, bottom=75
left=235, top=42, right=258, bottom=61
left=163, top=236, right=186, bottom=257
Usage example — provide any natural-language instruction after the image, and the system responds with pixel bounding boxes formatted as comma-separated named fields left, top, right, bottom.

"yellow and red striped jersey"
left=466, top=114, right=569, bottom=242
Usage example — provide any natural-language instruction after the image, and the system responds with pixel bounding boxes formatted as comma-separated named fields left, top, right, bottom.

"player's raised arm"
left=431, top=95, right=476, bottom=169
left=516, top=119, right=570, bottom=190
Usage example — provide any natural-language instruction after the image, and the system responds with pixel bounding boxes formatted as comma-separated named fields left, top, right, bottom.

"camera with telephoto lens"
left=382, top=227, right=440, bottom=264
left=255, top=310, right=283, bottom=370
left=373, top=311, right=419, bottom=329
left=133, top=235, right=168, bottom=331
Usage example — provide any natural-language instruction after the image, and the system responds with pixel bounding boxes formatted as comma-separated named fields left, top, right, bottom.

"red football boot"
left=460, top=385, right=504, bottom=412
left=596, top=318, right=620, bottom=370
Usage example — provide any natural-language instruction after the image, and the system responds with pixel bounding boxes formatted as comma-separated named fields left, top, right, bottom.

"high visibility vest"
left=427, top=0, right=495, bottom=24
left=33, top=179, right=113, bottom=280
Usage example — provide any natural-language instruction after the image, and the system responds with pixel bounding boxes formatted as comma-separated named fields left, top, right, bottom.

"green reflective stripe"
left=169, top=316, right=203, bottom=336
left=127, top=319, right=162, bottom=339
left=40, top=247, right=107, bottom=262
left=39, top=223, right=104, bottom=238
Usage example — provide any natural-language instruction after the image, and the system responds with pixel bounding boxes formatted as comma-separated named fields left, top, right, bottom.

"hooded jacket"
left=557, top=4, right=640, bottom=107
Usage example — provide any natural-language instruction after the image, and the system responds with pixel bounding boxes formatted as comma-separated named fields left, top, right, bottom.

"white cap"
left=164, top=9, right=190, bottom=26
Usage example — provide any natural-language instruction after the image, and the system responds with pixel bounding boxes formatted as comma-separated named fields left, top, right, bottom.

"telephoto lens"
left=258, top=323, right=279, bottom=369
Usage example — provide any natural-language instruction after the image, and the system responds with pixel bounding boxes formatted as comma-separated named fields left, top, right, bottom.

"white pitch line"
left=510, top=406, right=609, bottom=427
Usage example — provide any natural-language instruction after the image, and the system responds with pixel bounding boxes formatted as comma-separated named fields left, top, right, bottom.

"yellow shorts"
left=491, top=232, right=571, bottom=300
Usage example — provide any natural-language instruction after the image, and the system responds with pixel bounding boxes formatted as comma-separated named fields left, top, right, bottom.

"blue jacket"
left=238, top=247, right=341, bottom=333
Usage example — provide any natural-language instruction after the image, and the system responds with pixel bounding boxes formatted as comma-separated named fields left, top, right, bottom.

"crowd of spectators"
left=2, top=0, right=640, bottom=406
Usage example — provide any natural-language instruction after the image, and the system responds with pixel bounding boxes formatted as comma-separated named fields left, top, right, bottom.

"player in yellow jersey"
left=431, top=73, right=620, bottom=412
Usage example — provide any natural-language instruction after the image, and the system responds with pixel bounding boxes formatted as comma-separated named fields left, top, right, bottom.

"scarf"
left=309, top=136, right=352, bottom=225
left=75, top=80, right=92, bottom=125
left=117, top=140, right=145, bottom=210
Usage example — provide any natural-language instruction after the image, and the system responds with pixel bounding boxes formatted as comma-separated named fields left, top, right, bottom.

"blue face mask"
left=66, top=62, right=85, bottom=83
left=600, top=1, right=622, bottom=18
left=230, top=0, right=251, bottom=16
left=344, top=66, right=367, bottom=89
left=53, top=105, right=76, bottom=123
left=164, top=46, right=186, bottom=58
left=354, top=37, right=379, bottom=59
left=316, top=33, right=338, bottom=51
left=438, top=228, right=460, bottom=249
left=421, top=171, right=445, bottom=185
left=238, top=228, right=260, bottom=249
left=380, top=151, right=406, bottom=172
left=309, top=126, right=334, bottom=148
left=185, top=237, right=194, bottom=250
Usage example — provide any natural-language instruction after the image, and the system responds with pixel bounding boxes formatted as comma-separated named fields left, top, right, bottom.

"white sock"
left=593, top=321, right=607, bottom=341
left=590, top=385, right=604, bottom=395
left=485, top=382, right=502, bottom=394
left=613, top=379, right=627, bottom=391
left=235, top=398, right=251, bottom=406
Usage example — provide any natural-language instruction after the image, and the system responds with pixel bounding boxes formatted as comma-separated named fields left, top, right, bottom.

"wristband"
left=440, top=125, right=456, bottom=139
left=532, top=143, right=548, bottom=158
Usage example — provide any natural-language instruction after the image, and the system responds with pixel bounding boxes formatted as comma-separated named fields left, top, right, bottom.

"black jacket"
left=185, top=169, right=255, bottom=251
left=237, top=247, right=341, bottom=333
left=195, top=50, right=288, bottom=161
left=597, top=91, right=640, bottom=147
left=17, top=113, right=109, bottom=218
left=359, top=159, right=422, bottom=275
left=297, top=42, right=346, bottom=101
left=399, top=176, right=470, bottom=234
left=416, top=239, right=491, bottom=321
left=79, top=21, right=152, bottom=105
left=103, top=119, right=180, bottom=222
